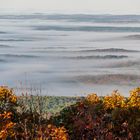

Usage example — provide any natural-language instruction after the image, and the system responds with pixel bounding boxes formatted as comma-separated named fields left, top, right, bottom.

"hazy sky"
left=1, top=0, right=140, bottom=14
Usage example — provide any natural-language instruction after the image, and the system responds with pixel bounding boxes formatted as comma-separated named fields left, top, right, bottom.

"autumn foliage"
left=0, top=86, right=17, bottom=139
left=0, top=86, right=140, bottom=140
left=51, top=89, right=140, bottom=140
left=0, top=86, right=68, bottom=140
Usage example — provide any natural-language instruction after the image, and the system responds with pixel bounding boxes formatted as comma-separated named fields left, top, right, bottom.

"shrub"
left=0, top=86, right=140, bottom=140
left=127, top=87, right=140, bottom=109
left=103, top=90, right=126, bottom=110
left=51, top=88, right=140, bottom=140
left=0, top=86, right=17, bottom=139
left=86, top=93, right=100, bottom=104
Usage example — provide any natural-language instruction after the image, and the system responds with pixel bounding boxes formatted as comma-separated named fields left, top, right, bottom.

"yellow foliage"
left=0, top=86, right=17, bottom=139
left=103, top=91, right=126, bottom=109
left=127, top=87, right=140, bottom=109
left=0, top=86, right=17, bottom=103
left=86, top=93, right=100, bottom=104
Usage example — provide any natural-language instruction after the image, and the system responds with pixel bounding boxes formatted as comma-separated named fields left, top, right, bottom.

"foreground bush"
left=0, top=112, right=15, bottom=139
left=0, top=86, right=17, bottom=139
left=0, top=86, right=140, bottom=140
left=51, top=89, right=140, bottom=140
left=0, top=86, right=68, bottom=140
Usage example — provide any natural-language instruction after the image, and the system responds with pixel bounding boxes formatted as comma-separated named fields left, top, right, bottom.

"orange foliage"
left=0, top=112, right=15, bottom=139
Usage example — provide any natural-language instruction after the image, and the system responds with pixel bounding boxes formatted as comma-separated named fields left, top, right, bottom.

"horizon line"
left=0, top=9, right=140, bottom=15
left=1, top=12, right=140, bottom=16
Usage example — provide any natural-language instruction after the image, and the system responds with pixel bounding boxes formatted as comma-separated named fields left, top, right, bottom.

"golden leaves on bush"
left=0, top=86, right=17, bottom=103
left=47, top=124, right=68, bottom=140
left=86, top=93, right=100, bottom=104
left=36, top=124, right=68, bottom=140
left=0, top=112, right=15, bottom=139
left=87, top=88, right=140, bottom=110
left=0, top=86, right=17, bottom=139
left=127, top=87, right=140, bottom=108
left=103, top=91, right=126, bottom=110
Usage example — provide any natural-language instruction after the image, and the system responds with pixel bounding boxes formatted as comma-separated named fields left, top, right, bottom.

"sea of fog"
left=0, top=14, right=140, bottom=96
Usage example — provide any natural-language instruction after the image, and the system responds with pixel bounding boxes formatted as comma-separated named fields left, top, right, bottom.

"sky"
left=0, top=0, right=140, bottom=14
